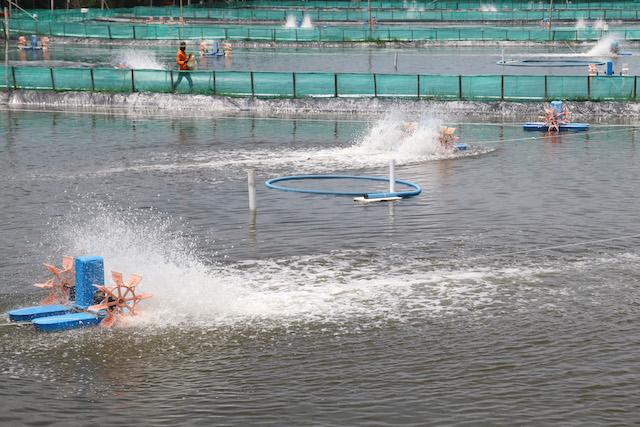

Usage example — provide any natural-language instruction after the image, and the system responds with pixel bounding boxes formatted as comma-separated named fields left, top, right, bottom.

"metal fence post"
left=587, top=75, right=591, bottom=99
left=373, top=73, right=377, bottom=97
left=90, top=68, right=95, bottom=91
left=11, top=66, right=16, bottom=90
left=634, top=75, right=637, bottom=100
left=417, top=75, right=420, bottom=98
left=132, top=26, right=136, bottom=40
left=501, top=74, right=504, bottom=100
left=50, top=68, right=55, bottom=90
left=544, top=75, right=548, bottom=100
left=458, top=75, right=462, bottom=99
left=292, top=72, right=296, bottom=98
left=108, top=25, right=112, bottom=39
left=131, top=69, right=135, bottom=92
left=334, top=73, right=338, bottom=97
left=250, top=71, right=254, bottom=97
left=213, top=71, right=216, bottom=95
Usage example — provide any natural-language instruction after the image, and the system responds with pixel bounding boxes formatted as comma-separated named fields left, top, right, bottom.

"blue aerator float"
left=7, top=256, right=151, bottom=332
left=523, top=101, right=589, bottom=132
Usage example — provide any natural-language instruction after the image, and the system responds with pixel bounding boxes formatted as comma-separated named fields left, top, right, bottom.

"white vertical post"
left=388, top=159, right=395, bottom=193
left=248, top=169, right=256, bottom=211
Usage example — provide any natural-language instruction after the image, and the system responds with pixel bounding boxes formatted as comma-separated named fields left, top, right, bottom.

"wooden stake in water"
left=389, top=159, right=396, bottom=193
left=394, top=53, right=398, bottom=71
left=248, top=169, right=256, bottom=211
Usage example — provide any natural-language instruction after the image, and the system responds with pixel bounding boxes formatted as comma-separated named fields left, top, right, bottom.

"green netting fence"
left=0, top=66, right=636, bottom=101
left=7, top=5, right=640, bottom=23
left=6, top=19, right=640, bottom=42
left=222, top=0, right=640, bottom=10
left=121, top=7, right=640, bottom=21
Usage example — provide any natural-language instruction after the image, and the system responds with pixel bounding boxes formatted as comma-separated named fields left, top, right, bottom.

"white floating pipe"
left=389, top=159, right=396, bottom=193
left=247, top=169, right=256, bottom=211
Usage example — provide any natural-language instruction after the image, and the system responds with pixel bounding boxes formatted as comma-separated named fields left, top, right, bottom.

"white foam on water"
left=300, top=15, right=313, bottom=29
left=77, top=112, right=491, bottom=178
left=58, top=206, right=564, bottom=329
left=479, top=4, right=498, bottom=12
left=575, top=19, right=586, bottom=30
left=593, top=19, right=608, bottom=30
left=112, top=49, right=166, bottom=70
left=284, top=15, right=297, bottom=28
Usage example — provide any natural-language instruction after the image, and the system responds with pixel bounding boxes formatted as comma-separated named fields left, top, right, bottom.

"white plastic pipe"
left=388, top=159, right=395, bottom=193
left=247, top=169, right=256, bottom=211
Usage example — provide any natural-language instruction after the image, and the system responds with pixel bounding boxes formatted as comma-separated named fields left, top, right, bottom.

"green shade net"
left=1, top=65, right=638, bottom=102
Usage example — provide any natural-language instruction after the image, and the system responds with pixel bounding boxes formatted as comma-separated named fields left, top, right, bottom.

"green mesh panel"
left=0, top=66, right=14, bottom=89
left=201, top=27, right=226, bottom=39
left=590, top=76, right=635, bottom=100
left=342, top=29, right=368, bottom=42
left=376, top=74, right=418, bottom=97
left=337, top=73, right=375, bottom=97
left=503, top=76, right=545, bottom=101
left=133, top=69, right=173, bottom=93
left=247, top=28, right=274, bottom=41
left=93, top=68, right=133, bottom=92
left=419, top=75, right=459, bottom=99
left=547, top=76, right=589, bottom=100
left=13, top=67, right=53, bottom=90
left=461, top=76, right=502, bottom=100
left=253, top=72, right=294, bottom=97
left=173, top=71, right=214, bottom=94
left=109, top=25, right=135, bottom=39
left=294, top=73, right=335, bottom=97
left=52, top=68, right=92, bottom=91
left=215, top=71, right=252, bottom=96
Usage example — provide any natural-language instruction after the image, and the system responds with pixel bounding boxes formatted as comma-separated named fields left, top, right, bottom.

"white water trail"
left=58, top=206, right=560, bottom=329
left=80, top=112, right=489, bottom=179
left=112, top=49, right=165, bottom=70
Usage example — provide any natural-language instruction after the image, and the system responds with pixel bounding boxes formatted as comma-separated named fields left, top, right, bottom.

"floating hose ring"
left=265, top=175, right=422, bottom=199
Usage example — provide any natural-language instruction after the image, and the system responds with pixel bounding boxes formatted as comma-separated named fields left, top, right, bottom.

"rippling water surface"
left=1, top=108, right=640, bottom=425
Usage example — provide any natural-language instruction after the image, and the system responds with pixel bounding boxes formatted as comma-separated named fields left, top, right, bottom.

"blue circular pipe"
left=264, top=175, right=422, bottom=199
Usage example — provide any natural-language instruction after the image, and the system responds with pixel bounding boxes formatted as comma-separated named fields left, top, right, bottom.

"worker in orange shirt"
left=174, top=41, right=193, bottom=91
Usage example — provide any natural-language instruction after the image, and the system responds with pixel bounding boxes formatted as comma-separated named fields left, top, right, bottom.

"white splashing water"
left=79, top=113, right=490, bottom=178
left=593, top=19, right=608, bottom=30
left=59, top=206, right=559, bottom=328
left=300, top=15, right=313, bottom=29
left=112, top=49, right=166, bottom=70
left=587, top=34, right=619, bottom=56
left=479, top=4, right=498, bottom=12
left=284, top=15, right=297, bottom=28
left=575, top=19, right=586, bottom=30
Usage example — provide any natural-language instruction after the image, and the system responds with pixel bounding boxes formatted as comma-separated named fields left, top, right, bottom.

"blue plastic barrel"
left=606, top=60, right=613, bottom=76
left=31, top=34, right=37, bottom=48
